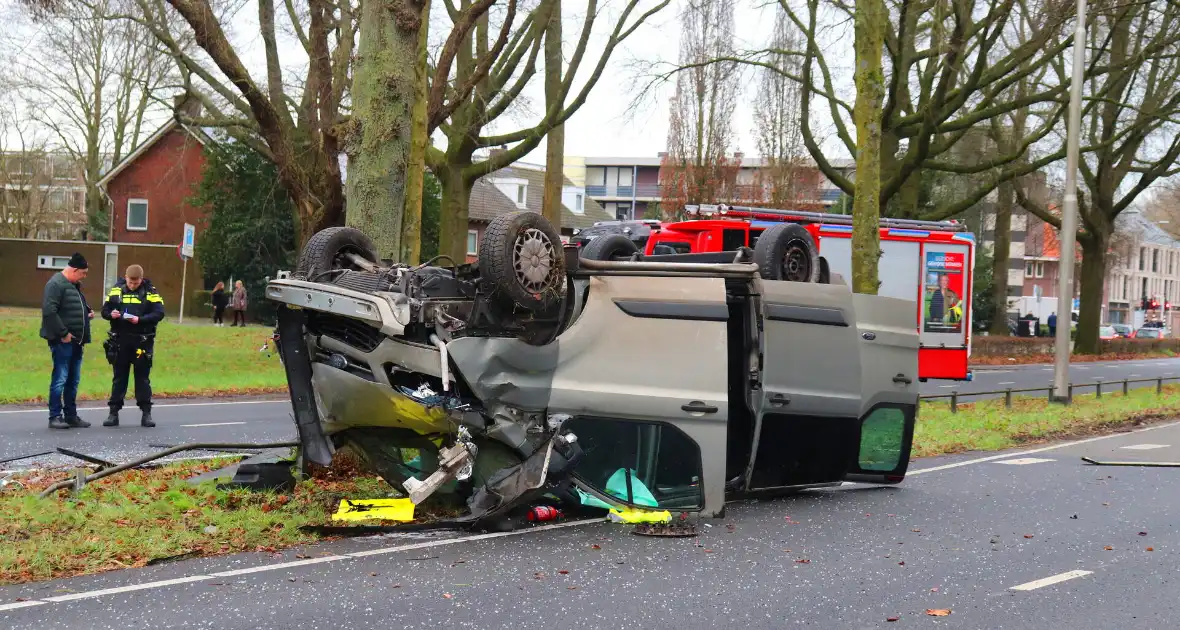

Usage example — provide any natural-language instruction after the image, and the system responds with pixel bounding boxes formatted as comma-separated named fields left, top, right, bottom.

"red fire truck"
left=579, top=204, right=976, bottom=381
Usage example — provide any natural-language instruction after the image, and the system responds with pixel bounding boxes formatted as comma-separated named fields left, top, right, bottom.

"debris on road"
left=331, top=498, right=415, bottom=522
left=1081, top=456, right=1180, bottom=467
left=632, top=522, right=698, bottom=537
left=926, top=609, right=952, bottom=616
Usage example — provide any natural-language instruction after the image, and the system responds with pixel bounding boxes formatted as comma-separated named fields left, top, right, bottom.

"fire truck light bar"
left=685, top=204, right=968, bottom=233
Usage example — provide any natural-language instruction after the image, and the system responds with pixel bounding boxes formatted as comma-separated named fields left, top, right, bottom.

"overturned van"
left=265, top=211, right=919, bottom=527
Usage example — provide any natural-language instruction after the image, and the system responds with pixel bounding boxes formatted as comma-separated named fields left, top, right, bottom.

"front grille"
left=307, top=311, right=382, bottom=353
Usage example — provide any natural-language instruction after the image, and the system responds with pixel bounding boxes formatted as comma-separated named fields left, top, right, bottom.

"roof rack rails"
left=684, top=204, right=968, bottom=233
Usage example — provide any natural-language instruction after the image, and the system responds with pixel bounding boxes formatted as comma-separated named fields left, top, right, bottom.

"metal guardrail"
left=920, top=376, right=1180, bottom=413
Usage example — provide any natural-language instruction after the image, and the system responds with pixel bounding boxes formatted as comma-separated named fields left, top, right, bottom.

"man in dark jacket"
left=100, top=264, right=165, bottom=428
left=41, top=253, right=95, bottom=429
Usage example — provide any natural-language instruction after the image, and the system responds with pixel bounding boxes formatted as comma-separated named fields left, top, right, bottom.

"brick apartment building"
left=563, top=154, right=855, bottom=221
left=0, top=151, right=89, bottom=240
left=1019, top=210, right=1180, bottom=328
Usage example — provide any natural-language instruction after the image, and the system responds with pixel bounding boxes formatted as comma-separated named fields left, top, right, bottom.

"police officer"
left=100, top=264, right=165, bottom=427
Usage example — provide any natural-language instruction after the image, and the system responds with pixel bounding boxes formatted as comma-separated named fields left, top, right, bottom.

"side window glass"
left=565, top=418, right=703, bottom=510
left=858, top=407, right=907, bottom=471
left=722, top=229, right=746, bottom=251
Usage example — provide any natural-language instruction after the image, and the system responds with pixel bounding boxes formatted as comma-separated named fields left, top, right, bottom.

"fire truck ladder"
left=685, top=204, right=969, bottom=233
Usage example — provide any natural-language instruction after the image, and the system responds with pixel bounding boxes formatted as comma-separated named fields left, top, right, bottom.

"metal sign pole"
left=1054, top=0, right=1087, bottom=402
left=179, top=256, right=188, bottom=325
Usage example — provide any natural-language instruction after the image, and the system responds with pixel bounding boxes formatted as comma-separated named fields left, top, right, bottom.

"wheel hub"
left=514, top=228, right=555, bottom=292
left=782, top=243, right=810, bottom=282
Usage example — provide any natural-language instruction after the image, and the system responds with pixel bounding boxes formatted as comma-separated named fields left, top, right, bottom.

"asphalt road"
left=924, top=356, right=1180, bottom=400
left=0, top=397, right=296, bottom=470
left=4, top=418, right=1180, bottom=629
left=3, top=356, right=1178, bottom=470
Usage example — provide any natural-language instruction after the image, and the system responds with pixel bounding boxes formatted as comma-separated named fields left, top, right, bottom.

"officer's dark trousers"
left=109, top=338, right=154, bottom=411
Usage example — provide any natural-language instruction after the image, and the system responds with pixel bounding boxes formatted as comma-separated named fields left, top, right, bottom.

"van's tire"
left=479, top=211, right=566, bottom=312
left=295, top=227, right=380, bottom=281
left=753, top=223, right=820, bottom=282
left=580, top=234, right=640, bottom=261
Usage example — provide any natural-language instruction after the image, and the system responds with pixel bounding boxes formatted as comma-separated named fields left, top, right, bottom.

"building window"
left=466, top=229, right=478, bottom=256
left=126, top=199, right=148, bottom=231
left=575, top=194, right=584, bottom=212
left=1153, top=249, right=1159, bottom=272
left=1025, top=261, right=1035, bottom=278
left=1140, top=247, right=1146, bottom=271
left=37, top=255, right=72, bottom=270
left=516, top=184, right=526, bottom=205
left=1035, top=262, right=1044, bottom=278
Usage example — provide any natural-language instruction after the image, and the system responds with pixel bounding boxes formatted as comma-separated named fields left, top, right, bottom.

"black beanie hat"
left=68, top=252, right=88, bottom=269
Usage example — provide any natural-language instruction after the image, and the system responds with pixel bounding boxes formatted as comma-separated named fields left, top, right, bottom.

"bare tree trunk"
left=1075, top=229, right=1108, bottom=354
left=437, top=163, right=473, bottom=264
left=346, top=0, right=424, bottom=260
left=401, top=0, right=433, bottom=265
left=851, top=0, right=886, bottom=295
left=541, top=0, right=564, bottom=226
left=989, top=181, right=1014, bottom=336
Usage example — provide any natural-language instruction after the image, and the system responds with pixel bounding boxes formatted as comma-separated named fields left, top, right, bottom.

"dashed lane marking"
left=998, top=381, right=1016, bottom=385
left=179, top=422, right=247, bottom=428
left=1120, top=444, right=1169, bottom=451
left=908, top=419, right=1180, bottom=475
left=1010, top=570, right=1093, bottom=591
left=996, top=457, right=1055, bottom=465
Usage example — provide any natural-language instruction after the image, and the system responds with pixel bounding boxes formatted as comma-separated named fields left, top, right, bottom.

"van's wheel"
left=479, top=211, right=566, bottom=312
left=753, top=223, right=820, bottom=282
left=580, top=234, right=640, bottom=261
left=294, top=227, right=380, bottom=281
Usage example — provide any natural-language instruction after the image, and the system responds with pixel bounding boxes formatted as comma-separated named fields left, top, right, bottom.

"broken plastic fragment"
left=607, top=507, right=672, bottom=524
left=331, top=498, right=415, bottom=522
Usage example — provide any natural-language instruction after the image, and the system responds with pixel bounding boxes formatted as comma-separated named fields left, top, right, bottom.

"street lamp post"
left=1053, top=0, right=1088, bottom=402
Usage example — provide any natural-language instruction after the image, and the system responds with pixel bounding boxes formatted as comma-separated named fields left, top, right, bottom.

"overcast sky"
left=0, top=0, right=853, bottom=163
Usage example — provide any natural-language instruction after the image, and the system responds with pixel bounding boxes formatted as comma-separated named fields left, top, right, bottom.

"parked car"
left=265, top=212, right=920, bottom=529
left=1099, top=325, right=1119, bottom=340
left=1133, top=327, right=1165, bottom=339
left=1111, top=323, right=1132, bottom=338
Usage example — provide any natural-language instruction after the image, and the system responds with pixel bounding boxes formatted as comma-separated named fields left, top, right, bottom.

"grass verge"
left=0, top=307, right=286, bottom=404
left=914, top=384, right=1180, bottom=457
left=0, top=454, right=447, bottom=585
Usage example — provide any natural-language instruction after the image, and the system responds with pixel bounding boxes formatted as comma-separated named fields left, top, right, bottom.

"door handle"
left=893, top=374, right=912, bottom=385
left=681, top=401, right=718, bottom=414
left=769, top=393, right=789, bottom=406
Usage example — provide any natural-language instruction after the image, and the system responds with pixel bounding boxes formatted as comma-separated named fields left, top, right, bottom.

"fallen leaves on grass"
left=0, top=455, right=411, bottom=586
left=926, top=609, right=952, bottom=617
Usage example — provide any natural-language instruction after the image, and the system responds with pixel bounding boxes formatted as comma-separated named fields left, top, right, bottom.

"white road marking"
left=1010, top=570, right=1093, bottom=591
left=1120, top=443, right=1169, bottom=451
left=180, top=422, right=247, bottom=428
left=908, top=419, right=1180, bottom=475
left=42, top=575, right=214, bottom=602
left=1075, top=366, right=1090, bottom=370
left=980, top=370, right=1013, bottom=375
left=939, top=385, right=956, bottom=388
left=0, top=518, right=600, bottom=612
left=0, top=399, right=285, bottom=415
left=0, top=601, right=46, bottom=612
left=209, top=555, right=349, bottom=577
left=998, top=381, right=1016, bottom=385
left=1043, top=368, right=1054, bottom=371
left=1130, top=374, right=1141, bottom=377
left=996, top=457, right=1055, bottom=465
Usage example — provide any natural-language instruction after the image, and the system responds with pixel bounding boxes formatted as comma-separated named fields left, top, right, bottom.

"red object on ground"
left=526, top=506, right=563, bottom=522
